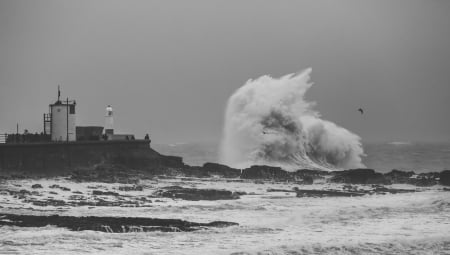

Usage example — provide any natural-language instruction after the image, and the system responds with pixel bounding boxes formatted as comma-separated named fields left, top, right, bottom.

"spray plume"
left=220, top=68, right=365, bottom=171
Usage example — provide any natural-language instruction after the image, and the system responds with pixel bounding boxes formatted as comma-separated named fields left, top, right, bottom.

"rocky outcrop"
left=330, top=169, right=390, bottom=184
left=267, top=185, right=415, bottom=197
left=295, top=189, right=365, bottom=197
left=384, top=169, right=415, bottom=183
left=0, top=214, right=238, bottom=232
left=155, top=186, right=240, bottom=201
left=439, top=170, right=450, bottom=186
left=201, top=163, right=241, bottom=178
left=240, top=165, right=291, bottom=181
left=69, top=164, right=144, bottom=183
left=119, top=185, right=144, bottom=191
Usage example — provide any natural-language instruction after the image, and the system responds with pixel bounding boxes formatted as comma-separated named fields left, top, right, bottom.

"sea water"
left=0, top=178, right=449, bottom=255
left=154, top=142, right=450, bottom=173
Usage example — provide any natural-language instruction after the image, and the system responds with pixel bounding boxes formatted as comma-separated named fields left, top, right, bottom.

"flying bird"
left=358, top=108, right=364, bottom=114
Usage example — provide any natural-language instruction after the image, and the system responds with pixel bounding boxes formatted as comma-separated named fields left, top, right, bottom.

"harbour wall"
left=0, top=140, right=184, bottom=174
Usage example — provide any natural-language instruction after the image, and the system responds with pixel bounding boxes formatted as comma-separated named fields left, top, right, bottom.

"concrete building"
left=49, top=88, right=76, bottom=142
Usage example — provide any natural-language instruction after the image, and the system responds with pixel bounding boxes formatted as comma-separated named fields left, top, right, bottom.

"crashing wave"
left=220, top=68, right=365, bottom=171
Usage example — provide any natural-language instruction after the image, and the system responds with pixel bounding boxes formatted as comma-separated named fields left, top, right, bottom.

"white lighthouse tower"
left=105, top=105, right=114, bottom=139
left=50, top=87, right=77, bottom=141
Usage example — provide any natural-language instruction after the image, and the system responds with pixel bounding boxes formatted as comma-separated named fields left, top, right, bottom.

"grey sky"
left=0, top=0, right=449, bottom=143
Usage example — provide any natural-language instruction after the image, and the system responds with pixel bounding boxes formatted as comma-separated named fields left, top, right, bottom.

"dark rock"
left=293, top=169, right=329, bottom=179
left=17, top=189, right=31, bottom=197
left=267, top=188, right=296, bottom=193
left=31, top=199, right=67, bottom=207
left=330, top=169, right=390, bottom=185
left=119, top=185, right=144, bottom=191
left=156, top=186, right=240, bottom=201
left=410, top=177, right=437, bottom=187
left=201, top=163, right=241, bottom=178
left=295, top=189, right=365, bottom=197
left=31, top=184, right=43, bottom=189
left=70, top=165, right=142, bottom=184
left=49, top=184, right=71, bottom=191
left=0, top=213, right=238, bottom=232
left=384, top=169, right=415, bottom=183
left=241, top=165, right=291, bottom=181
left=301, top=176, right=314, bottom=185
left=370, top=185, right=415, bottom=194
left=92, top=190, right=120, bottom=196
left=440, top=170, right=450, bottom=186
left=293, top=186, right=415, bottom=197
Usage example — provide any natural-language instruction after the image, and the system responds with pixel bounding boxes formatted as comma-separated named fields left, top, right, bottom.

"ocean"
left=1, top=177, right=449, bottom=254
left=154, top=142, right=450, bottom=173
left=1, top=142, right=449, bottom=254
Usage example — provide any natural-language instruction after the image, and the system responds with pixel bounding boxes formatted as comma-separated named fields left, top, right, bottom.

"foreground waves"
left=220, top=68, right=365, bottom=171
left=1, top=177, right=449, bottom=254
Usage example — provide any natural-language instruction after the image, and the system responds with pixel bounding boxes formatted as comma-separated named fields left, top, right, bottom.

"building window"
left=69, top=105, right=75, bottom=114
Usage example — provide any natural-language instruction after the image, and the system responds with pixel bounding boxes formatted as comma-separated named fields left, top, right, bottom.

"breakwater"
left=0, top=140, right=183, bottom=174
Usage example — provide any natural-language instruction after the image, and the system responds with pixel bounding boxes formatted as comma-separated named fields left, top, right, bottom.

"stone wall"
left=0, top=140, right=184, bottom=174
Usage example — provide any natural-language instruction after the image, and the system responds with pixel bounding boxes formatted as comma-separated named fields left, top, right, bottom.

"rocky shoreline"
left=1, top=161, right=449, bottom=234
left=8, top=162, right=445, bottom=187
left=0, top=213, right=238, bottom=232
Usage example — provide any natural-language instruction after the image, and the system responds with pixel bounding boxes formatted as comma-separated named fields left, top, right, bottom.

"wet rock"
left=301, top=176, right=314, bottom=185
left=11, top=189, right=32, bottom=198
left=241, top=165, right=291, bottom=181
left=156, top=186, right=240, bottom=201
left=0, top=213, right=238, bottom=233
left=370, top=185, right=415, bottom=194
left=49, top=184, right=71, bottom=191
left=384, top=169, right=415, bottom=184
left=290, top=185, right=416, bottom=197
left=201, top=163, right=241, bottom=178
left=31, top=191, right=40, bottom=195
left=439, top=170, right=450, bottom=186
left=267, top=188, right=296, bottom=193
left=410, top=177, right=437, bottom=187
left=295, top=188, right=365, bottom=198
left=69, top=164, right=142, bottom=184
left=119, top=185, right=144, bottom=191
left=330, top=169, right=390, bottom=185
left=30, top=199, right=67, bottom=207
left=92, top=190, right=120, bottom=196
left=31, top=184, right=43, bottom=189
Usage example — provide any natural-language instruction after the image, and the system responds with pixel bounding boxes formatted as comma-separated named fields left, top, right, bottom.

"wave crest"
left=220, top=68, right=365, bottom=170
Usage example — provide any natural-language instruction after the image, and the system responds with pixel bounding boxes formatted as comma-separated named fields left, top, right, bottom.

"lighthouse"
left=105, top=105, right=114, bottom=138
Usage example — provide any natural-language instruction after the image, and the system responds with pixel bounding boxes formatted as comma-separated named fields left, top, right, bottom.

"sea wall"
left=0, top=140, right=184, bottom=174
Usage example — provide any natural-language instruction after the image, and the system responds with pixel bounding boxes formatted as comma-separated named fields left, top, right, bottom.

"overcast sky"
left=0, top=0, right=449, bottom=144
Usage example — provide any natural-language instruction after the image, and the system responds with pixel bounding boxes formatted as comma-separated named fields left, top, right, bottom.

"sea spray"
left=220, top=68, right=365, bottom=170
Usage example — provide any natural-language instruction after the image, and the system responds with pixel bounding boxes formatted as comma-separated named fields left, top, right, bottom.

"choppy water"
left=1, top=142, right=450, bottom=254
left=154, top=142, right=450, bottom=173
left=1, top=178, right=449, bottom=254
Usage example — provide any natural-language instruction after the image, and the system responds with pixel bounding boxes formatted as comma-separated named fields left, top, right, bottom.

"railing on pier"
left=0, top=133, right=51, bottom=144
left=0, top=134, right=6, bottom=144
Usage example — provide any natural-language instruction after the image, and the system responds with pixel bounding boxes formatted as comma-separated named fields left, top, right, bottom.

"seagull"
left=358, top=108, right=364, bottom=114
